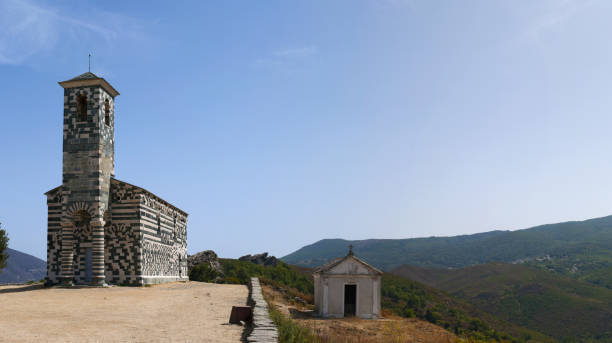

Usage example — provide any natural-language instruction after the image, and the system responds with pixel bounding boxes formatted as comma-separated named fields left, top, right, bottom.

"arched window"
left=104, top=99, right=111, bottom=126
left=73, top=209, right=91, bottom=229
left=76, top=94, right=88, bottom=122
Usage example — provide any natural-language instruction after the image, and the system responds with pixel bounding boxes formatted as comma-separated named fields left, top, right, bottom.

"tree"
left=0, top=222, right=9, bottom=271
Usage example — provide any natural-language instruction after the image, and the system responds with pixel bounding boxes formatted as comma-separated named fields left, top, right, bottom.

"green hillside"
left=392, top=263, right=612, bottom=343
left=204, top=258, right=554, bottom=342
left=380, top=273, right=555, bottom=343
left=281, top=215, right=612, bottom=288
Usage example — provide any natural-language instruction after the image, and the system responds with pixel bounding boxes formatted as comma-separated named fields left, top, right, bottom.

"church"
left=45, top=72, right=188, bottom=286
left=313, top=247, right=382, bottom=319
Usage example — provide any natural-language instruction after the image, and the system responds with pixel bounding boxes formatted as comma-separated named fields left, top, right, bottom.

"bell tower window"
left=104, top=99, right=111, bottom=126
left=76, top=94, right=88, bottom=122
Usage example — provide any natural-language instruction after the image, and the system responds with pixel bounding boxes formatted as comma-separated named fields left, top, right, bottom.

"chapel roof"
left=313, top=249, right=383, bottom=275
left=58, top=72, right=120, bottom=97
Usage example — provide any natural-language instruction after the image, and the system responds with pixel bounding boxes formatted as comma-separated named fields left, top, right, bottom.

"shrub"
left=219, top=259, right=314, bottom=296
left=189, top=263, right=220, bottom=283
left=269, top=305, right=319, bottom=343
left=0, top=222, right=8, bottom=272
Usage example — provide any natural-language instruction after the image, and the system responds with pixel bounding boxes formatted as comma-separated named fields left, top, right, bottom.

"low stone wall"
left=246, top=277, right=278, bottom=343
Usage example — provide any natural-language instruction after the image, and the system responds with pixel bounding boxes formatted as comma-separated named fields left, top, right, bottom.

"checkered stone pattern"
left=139, top=193, right=188, bottom=283
left=142, top=241, right=181, bottom=276
left=71, top=223, right=94, bottom=284
left=58, top=82, right=116, bottom=286
left=46, top=232, right=61, bottom=282
left=45, top=73, right=188, bottom=286
left=61, top=85, right=115, bottom=214
left=105, top=223, right=140, bottom=284
left=45, top=189, right=63, bottom=283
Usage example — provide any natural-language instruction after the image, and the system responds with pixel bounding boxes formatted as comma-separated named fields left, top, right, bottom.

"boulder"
left=187, top=250, right=224, bottom=276
left=238, top=252, right=278, bottom=267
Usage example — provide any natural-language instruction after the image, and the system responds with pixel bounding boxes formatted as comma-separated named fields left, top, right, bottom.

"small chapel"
left=313, top=246, right=382, bottom=319
left=45, top=72, right=188, bottom=286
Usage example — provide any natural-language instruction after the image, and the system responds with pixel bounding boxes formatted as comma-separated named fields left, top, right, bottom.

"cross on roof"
left=348, top=244, right=354, bottom=256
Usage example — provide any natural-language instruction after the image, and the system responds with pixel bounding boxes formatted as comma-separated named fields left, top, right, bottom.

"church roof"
left=313, top=251, right=383, bottom=275
left=44, top=185, right=61, bottom=196
left=44, top=178, right=188, bottom=217
left=67, top=72, right=100, bottom=81
left=111, top=178, right=188, bottom=217
left=59, top=72, right=120, bottom=97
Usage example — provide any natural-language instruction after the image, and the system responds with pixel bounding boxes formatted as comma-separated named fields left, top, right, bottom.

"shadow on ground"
left=0, top=284, right=44, bottom=294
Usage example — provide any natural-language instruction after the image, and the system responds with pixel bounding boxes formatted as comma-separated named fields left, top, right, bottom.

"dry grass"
left=263, top=284, right=457, bottom=343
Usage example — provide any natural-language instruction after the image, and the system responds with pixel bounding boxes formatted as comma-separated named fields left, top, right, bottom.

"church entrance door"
left=85, top=248, right=92, bottom=283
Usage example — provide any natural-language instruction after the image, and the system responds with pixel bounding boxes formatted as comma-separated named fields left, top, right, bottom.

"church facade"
left=313, top=247, right=382, bottom=319
left=45, top=72, right=188, bottom=286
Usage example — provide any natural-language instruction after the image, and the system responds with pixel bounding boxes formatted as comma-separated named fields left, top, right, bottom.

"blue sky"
left=2, top=0, right=612, bottom=260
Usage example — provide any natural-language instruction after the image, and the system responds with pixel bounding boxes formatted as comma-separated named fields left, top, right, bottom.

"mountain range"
left=282, top=215, right=612, bottom=288
left=0, top=248, right=46, bottom=284
left=282, top=214, right=612, bottom=342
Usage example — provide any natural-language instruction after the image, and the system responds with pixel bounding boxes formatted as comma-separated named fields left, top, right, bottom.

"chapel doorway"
left=344, top=284, right=356, bottom=317
left=85, top=248, right=92, bottom=283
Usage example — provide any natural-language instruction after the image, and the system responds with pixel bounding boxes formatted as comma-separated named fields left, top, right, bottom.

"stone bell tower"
left=57, top=72, right=119, bottom=286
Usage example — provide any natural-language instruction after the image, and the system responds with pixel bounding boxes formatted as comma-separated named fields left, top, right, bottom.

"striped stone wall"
left=45, top=188, right=62, bottom=284
left=138, top=188, right=188, bottom=284
left=59, top=83, right=115, bottom=285
left=45, top=73, right=187, bottom=286
left=104, top=180, right=142, bottom=284
left=46, top=179, right=188, bottom=285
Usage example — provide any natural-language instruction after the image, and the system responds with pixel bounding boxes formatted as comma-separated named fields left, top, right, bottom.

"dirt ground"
left=263, top=284, right=457, bottom=343
left=0, top=281, right=248, bottom=343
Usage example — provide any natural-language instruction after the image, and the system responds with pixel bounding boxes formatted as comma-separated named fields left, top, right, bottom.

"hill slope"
left=0, top=248, right=46, bottom=284
left=212, top=258, right=555, bottom=342
left=380, top=273, right=556, bottom=343
left=392, top=263, right=612, bottom=342
left=282, top=215, right=612, bottom=287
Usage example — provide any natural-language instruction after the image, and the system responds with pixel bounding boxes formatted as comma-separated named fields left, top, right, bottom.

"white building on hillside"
left=313, top=246, right=382, bottom=319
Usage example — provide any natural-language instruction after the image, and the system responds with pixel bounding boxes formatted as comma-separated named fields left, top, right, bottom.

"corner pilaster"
left=59, top=220, right=74, bottom=286
left=90, top=217, right=106, bottom=286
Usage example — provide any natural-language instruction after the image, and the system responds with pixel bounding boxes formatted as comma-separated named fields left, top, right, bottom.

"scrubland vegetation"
left=0, top=222, right=8, bottom=272
left=392, top=263, right=612, bottom=343
left=189, top=258, right=313, bottom=303
left=381, top=274, right=553, bottom=343
left=191, top=258, right=547, bottom=342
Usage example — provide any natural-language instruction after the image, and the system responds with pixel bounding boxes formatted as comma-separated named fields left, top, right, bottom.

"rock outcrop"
left=187, top=250, right=224, bottom=276
left=239, top=252, right=278, bottom=267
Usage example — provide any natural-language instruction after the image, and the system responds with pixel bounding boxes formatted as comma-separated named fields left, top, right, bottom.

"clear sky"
left=2, top=0, right=612, bottom=261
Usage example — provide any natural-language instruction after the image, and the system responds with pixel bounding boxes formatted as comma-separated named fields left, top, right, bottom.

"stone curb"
left=246, top=277, right=278, bottom=343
